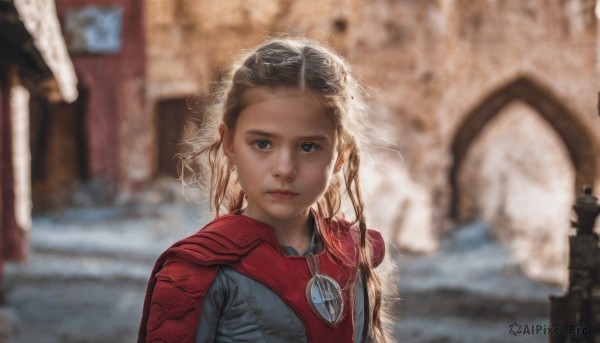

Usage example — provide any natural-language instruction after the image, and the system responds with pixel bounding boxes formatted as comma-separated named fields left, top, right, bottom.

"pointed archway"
left=449, top=77, right=596, bottom=219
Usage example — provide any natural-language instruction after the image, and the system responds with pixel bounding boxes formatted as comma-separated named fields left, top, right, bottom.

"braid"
left=207, top=140, right=226, bottom=217
left=345, top=139, right=387, bottom=343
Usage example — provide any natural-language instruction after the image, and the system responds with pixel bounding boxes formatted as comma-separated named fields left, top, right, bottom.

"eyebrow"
left=243, top=129, right=330, bottom=142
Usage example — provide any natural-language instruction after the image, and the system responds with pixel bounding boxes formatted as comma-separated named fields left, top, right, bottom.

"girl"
left=138, top=38, right=394, bottom=343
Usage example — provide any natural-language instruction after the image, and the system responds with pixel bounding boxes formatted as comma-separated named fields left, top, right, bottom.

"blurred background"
left=1, top=0, right=600, bottom=342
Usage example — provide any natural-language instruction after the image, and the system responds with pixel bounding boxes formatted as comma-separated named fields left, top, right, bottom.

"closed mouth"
left=268, top=190, right=298, bottom=199
left=269, top=190, right=298, bottom=195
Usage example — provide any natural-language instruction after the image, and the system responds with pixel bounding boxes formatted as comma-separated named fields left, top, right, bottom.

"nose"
left=272, top=149, right=297, bottom=180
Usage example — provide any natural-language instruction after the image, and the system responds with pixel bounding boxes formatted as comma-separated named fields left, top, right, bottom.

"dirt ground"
left=0, top=196, right=563, bottom=343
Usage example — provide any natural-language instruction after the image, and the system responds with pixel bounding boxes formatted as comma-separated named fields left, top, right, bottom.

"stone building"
left=31, top=0, right=145, bottom=210
left=34, top=0, right=600, bottom=283
left=0, top=0, right=77, bottom=283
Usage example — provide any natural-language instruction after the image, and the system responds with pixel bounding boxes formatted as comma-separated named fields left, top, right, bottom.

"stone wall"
left=145, top=0, right=600, bottom=283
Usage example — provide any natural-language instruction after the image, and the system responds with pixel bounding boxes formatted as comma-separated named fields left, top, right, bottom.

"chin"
left=265, top=206, right=308, bottom=220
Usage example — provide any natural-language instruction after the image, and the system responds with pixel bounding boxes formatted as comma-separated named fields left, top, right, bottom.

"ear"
left=219, top=123, right=236, bottom=165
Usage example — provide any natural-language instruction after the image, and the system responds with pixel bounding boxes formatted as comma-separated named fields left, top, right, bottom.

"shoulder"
left=331, top=218, right=385, bottom=267
left=144, top=257, right=219, bottom=342
left=166, top=214, right=268, bottom=266
left=155, top=256, right=219, bottom=295
left=367, top=229, right=385, bottom=267
left=143, top=214, right=270, bottom=343
left=177, top=214, right=265, bottom=247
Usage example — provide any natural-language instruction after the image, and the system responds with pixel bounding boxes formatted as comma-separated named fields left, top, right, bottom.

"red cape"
left=138, top=214, right=384, bottom=343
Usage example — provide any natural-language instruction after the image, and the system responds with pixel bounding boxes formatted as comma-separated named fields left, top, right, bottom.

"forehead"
left=236, top=88, right=336, bottom=138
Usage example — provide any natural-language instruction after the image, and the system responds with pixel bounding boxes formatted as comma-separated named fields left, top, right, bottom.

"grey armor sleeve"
left=354, top=273, right=366, bottom=343
left=195, top=268, right=225, bottom=343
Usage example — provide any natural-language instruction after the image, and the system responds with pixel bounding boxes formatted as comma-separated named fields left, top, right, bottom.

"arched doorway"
left=154, top=97, right=197, bottom=178
left=449, top=77, right=596, bottom=219
left=30, top=85, right=88, bottom=212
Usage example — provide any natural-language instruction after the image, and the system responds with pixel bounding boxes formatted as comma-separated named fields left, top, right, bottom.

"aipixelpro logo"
left=509, top=322, right=588, bottom=336
left=509, top=322, right=522, bottom=336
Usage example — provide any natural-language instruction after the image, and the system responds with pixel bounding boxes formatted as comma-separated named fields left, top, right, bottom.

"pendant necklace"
left=305, top=252, right=344, bottom=326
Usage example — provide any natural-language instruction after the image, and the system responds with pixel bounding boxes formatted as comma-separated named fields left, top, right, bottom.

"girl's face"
left=220, top=88, right=341, bottom=226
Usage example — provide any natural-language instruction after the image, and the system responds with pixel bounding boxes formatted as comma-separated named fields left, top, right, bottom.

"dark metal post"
left=550, top=185, right=600, bottom=342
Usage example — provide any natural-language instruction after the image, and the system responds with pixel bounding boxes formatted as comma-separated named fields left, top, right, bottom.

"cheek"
left=236, top=163, right=259, bottom=189
left=235, top=169, right=256, bottom=196
left=304, top=161, right=335, bottom=187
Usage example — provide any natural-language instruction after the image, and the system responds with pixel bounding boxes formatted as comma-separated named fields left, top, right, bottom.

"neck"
left=273, top=212, right=313, bottom=254
left=243, top=208, right=313, bottom=254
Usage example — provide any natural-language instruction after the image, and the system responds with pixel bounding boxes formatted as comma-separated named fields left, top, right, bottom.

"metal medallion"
left=305, top=253, right=344, bottom=326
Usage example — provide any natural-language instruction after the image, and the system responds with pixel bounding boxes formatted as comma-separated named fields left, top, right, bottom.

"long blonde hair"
left=180, top=37, right=392, bottom=342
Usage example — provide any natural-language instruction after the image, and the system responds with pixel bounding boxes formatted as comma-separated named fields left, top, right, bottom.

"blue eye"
left=253, top=140, right=272, bottom=149
left=300, top=143, right=319, bottom=152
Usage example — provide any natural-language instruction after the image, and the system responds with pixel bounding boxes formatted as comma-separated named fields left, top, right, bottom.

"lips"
left=268, top=190, right=298, bottom=200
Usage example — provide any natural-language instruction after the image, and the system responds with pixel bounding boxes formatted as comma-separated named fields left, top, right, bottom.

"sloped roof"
left=12, top=0, right=78, bottom=102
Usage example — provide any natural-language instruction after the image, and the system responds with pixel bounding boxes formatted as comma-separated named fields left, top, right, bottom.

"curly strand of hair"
left=323, top=176, right=341, bottom=220
left=228, top=190, right=245, bottom=213
left=206, top=141, right=227, bottom=218
left=316, top=176, right=352, bottom=269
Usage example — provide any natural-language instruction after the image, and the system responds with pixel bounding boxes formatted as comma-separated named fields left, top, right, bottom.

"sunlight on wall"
left=11, top=84, right=31, bottom=232
left=360, top=149, right=439, bottom=254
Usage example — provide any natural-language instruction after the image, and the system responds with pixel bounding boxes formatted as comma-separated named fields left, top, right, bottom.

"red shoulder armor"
left=143, top=258, right=217, bottom=343
left=368, top=229, right=385, bottom=267
left=138, top=214, right=270, bottom=343
left=346, top=224, right=386, bottom=267
left=168, top=214, right=267, bottom=264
